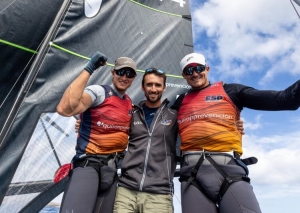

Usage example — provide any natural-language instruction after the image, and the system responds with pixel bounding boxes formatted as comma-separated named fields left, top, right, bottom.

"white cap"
left=180, top=53, right=206, bottom=71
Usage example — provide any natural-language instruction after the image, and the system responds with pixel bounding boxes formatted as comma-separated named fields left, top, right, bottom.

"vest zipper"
left=139, top=103, right=166, bottom=191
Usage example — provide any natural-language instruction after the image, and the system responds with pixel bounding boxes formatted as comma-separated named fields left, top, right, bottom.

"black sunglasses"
left=145, top=68, right=165, bottom=74
left=183, top=65, right=206, bottom=75
left=115, top=69, right=136, bottom=78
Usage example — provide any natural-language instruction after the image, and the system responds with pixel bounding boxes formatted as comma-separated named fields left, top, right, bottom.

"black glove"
left=84, top=51, right=108, bottom=75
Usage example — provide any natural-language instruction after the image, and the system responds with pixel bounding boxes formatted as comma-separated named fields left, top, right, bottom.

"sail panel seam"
left=129, top=0, right=182, bottom=18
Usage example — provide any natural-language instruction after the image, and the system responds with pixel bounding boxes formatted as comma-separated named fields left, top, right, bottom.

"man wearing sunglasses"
left=57, top=51, right=137, bottom=213
left=174, top=53, right=300, bottom=213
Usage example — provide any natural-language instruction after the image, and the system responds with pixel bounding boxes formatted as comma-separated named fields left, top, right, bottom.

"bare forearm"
left=57, top=70, right=91, bottom=116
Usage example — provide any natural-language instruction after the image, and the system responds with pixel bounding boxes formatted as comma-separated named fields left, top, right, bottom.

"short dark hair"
left=142, top=67, right=166, bottom=86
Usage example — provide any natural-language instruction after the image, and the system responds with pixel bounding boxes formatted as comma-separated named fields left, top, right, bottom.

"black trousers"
left=60, top=164, right=117, bottom=213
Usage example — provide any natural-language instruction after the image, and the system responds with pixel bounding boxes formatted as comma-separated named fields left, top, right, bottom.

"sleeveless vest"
left=178, top=82, right=243, bottom=155
left=77, top=85, right=132, bottom=155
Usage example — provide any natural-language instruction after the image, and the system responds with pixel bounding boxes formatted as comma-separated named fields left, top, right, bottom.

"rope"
left=290, top=0, right=300, bottom=19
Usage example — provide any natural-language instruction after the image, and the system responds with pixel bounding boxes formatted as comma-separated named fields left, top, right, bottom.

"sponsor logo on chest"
left=205, top=95, right=223, bottom=101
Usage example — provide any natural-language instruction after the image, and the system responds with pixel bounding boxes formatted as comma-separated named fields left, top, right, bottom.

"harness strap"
left=73, top=154, right=115, bottom=171
left=242, top=157, right=257, bottom=165
left=233, top=151, right=258, bottom=175
left=175, top=156, right=182, bottom=163
left=233, top=151, right=258, bottom=165
left=183, top=154, right=205, bottom=189
left=181, top=152, right=252, bottom=208
left=206, top=155, right=229, bottom=179
left=179, top=175, right=209, bottom=197
left=205, top=154, right=251, bottom=206
left=72, top=154, right=118, bottom=194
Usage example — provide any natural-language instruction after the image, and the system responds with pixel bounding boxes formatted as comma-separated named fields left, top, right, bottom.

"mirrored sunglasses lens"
left=125, top=70, right=135, bottom=78
left=184, top=67, right=194, bottom=75
left=115, top=70, right=124, bottom=76
left=196, top=65, right=205, bottom=73
left=145, top=68, right=164, bottom=74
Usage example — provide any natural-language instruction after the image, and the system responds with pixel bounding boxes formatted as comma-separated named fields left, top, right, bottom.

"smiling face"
left=111, top=69, right=136, bottom=94
left=182, top=63, right=210, bottom=90
left=142, top=73, right=166, bottom=108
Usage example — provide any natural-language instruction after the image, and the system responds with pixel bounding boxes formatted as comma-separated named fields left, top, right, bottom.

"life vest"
left=77, top=85, right=132, bottom=155
left=177, top=82, right=242, bottom=155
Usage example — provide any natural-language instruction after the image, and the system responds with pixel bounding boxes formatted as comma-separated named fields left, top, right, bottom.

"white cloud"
left=191, top=0, right=300, bottom=83
left=242, top=114, right=262, bottom=130
left=242, top=131, right=300, bottom=199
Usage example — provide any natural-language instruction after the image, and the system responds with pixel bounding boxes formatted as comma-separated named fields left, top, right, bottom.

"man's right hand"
left=84, top=51, right=108, bottom=75
left=75, top=119, right=81, bottom=133
left=236, top=120, right=245, bottom=135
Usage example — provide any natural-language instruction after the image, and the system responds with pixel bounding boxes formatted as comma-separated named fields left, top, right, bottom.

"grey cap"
left=114, top=57, right=137, bottom=72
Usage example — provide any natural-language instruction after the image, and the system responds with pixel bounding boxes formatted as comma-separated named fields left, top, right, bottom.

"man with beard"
left=113, top=68, right=178, bottom=213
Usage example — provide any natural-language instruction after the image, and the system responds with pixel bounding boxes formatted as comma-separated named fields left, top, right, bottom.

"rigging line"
left=0, top=51, right=37, bottom=110
left=40, top=118, right=62, bottom=167
left=0, top=27, right=49, bottom=110
left=0, top=0, right=18, bottom=14
left=0, top=60, right=30, bottom=109
left=290, top=0, right=300, bottom=19
left=129, top=0, right=182, bottom=17
left=0, top=39, right=38, bottom=54
left=51, top=42, right=184, bottom=78
left=41, top=114, right=69, bottom=137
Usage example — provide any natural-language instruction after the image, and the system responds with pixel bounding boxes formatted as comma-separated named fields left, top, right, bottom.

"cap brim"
left=114, top=65, right=136, bottom=73
left=182, top=62, right=200, bottom=70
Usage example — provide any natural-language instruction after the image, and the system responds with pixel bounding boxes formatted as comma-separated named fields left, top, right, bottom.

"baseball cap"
left=180, top=53, right=206, bottom=71
left=114, top=57, right=137, bottom=73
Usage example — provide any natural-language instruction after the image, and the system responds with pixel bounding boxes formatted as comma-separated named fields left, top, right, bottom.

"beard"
left=145, top=92, right=162, bottom=104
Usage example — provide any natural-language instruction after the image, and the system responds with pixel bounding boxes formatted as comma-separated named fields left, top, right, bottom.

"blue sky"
left=172, top=0, right=300, bottom=213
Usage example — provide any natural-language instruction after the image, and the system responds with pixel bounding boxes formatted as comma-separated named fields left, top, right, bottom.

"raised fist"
left=84, top=51, right=108, bottom=75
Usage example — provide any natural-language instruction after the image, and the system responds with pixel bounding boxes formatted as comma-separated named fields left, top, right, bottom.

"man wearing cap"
left=57, top=51, right=137, bottom=213
left=173, top=53, right=300, bottom=213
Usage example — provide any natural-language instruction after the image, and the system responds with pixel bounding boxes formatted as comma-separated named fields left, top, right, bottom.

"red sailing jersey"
left=178, top=82, right=243, bottom=155
left=77, top=85, right=132, bottom=155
